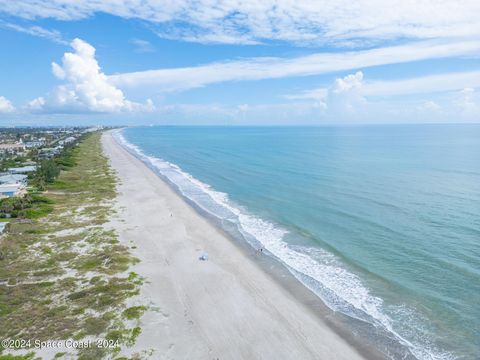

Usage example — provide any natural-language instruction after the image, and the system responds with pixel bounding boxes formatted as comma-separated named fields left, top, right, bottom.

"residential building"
left=0, top=183, right=22, bottom=198
left=8, top=165, right=37, bottom=174
left=0, top=143, right=25, bottom=155
left=0, top=174, right=28, bottom=185
left=24, top=140, right=45, bottom=149
left=59, top=136, right=76, bottom=145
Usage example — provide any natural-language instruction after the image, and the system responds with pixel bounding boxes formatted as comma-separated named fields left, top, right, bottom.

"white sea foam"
left=113, top=129, right=455, bottom=360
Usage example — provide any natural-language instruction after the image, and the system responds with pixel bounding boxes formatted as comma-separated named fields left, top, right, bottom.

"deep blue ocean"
left=119, top=125, right=479, bottom=360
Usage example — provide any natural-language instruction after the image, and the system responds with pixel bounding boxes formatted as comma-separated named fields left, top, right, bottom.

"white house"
left=0, top=174, right=28, bottom=185
left=0, top=183, right=22, bottom=198
left=8, top=166, right=37, bottom=174
left=59, top=136, right=76, bottom=145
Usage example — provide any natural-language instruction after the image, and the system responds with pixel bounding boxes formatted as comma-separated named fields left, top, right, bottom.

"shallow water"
left=121, top=125, right=480, bottom=360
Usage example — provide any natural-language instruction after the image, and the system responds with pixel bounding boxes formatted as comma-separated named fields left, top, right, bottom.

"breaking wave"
left=113, top=129, right=455, bottom=360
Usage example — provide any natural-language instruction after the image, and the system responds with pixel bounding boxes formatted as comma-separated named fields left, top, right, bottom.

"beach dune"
left=102, top=131, right=375, bottom=360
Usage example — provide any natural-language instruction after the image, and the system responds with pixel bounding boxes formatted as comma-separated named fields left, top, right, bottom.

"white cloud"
left=285, top=71, right=479, bottom=122
left=285, top=88, right=328, bottom=101
left=130, top=39, right=155, bottom=53
left=0, top=21, right=68, bottom=44
left=148, top=101, right=327, bottom=125
left=362, top=71, right=480, bottom=97
left=283, top=72, right=368, bottom=115
left=30, top=38, right=154, bottom=113
left=286, top=71, right=480, bottom=101
left=0, top=96, right=15, bottom=113
left=421, top=101, right=441, bottom=112
left=27, top=96, right=45, bottom=111
left=328, top=72, right=367, bottom=114
left=333, top=71, right=363, bottom=93
left=1, top=1, right=480, bottom=46
left=456, top=87, right=478, bottom=114
left=110, top=39, right=480, bottom=92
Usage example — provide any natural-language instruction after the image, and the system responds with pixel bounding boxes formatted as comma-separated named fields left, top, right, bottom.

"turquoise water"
left=120, top=125, right=480, bottom=360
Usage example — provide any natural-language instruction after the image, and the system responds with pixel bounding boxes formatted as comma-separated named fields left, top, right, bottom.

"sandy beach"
left=102, top=131, right=378, bottom=360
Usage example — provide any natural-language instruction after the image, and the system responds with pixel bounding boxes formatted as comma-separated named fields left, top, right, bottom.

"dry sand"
left=102, top=131, right=378, bottom=360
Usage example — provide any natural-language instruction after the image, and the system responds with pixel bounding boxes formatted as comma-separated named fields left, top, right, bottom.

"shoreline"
left=103, top=130, right=386, bottom=360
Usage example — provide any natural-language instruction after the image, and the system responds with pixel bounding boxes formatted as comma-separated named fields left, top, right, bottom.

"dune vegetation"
left=0, top=132, right=145, bottom=359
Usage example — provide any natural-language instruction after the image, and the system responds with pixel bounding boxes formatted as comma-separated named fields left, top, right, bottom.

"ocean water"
left=118, top=125, right=480, bottom=360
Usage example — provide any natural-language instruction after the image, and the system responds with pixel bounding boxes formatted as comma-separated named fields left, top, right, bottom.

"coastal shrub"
left=84, top=316, right=109, bottom=335
left=0, top=196, right=30, bottom=214
left=122, top=306, right=147, bottom=320
left=30, top=194, right=54, bottom=204
left=55, top=143, right=80, bottom=169
left=24, top=204, right=53, bottom=219
left=0, top=133, right=143, bottom=359
left=0, top=192, right=54, bottom=219
left=0, top=156, right=28, bottom=172
left=128, top=327, right=142, bottom=346
left=106, top=329, right=125, bottom=342
left=35, top=159, right=60, bottom=186
left=0, top=353, right=36, bottom=360
left=77, top=346, right=108, bottom=360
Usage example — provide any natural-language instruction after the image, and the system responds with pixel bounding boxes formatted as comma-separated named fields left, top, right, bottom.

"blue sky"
left=0, top=1, right=479, bottom=125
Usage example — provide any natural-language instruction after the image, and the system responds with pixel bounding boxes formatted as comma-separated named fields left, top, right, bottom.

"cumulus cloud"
left=328, top=72, right=367, bottom=114
left=283, top=72, right=368, bottom=118
left=333, top=71, right=364, bottom=93
left=30, top=38, right=154, bottom=113
left=27, top=96, right=46, bottom=111
left=1, top=0, right=480, bottom=46
left=285, top=72, right=480, bottom=122
left=0, top=96, right=15, bottom=113
left=456, top=87, right=478, bottom=114
left=288, top=72, right=365, bottom=104
left=285, top=72, right=367, bottom=116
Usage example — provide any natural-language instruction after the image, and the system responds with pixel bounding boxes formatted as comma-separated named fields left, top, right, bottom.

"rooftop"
left=0, top=174, right=28, bottom=184
left=0, top=183, right=21, bottom=193
left=8, top=166, right=37, bottom=174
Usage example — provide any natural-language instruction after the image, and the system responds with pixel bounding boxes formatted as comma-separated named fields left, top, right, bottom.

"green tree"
left=33, top=159, right=60, bottom=189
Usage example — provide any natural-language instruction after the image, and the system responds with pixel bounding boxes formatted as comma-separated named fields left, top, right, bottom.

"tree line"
left=32, top=138, right=81, bottom=190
